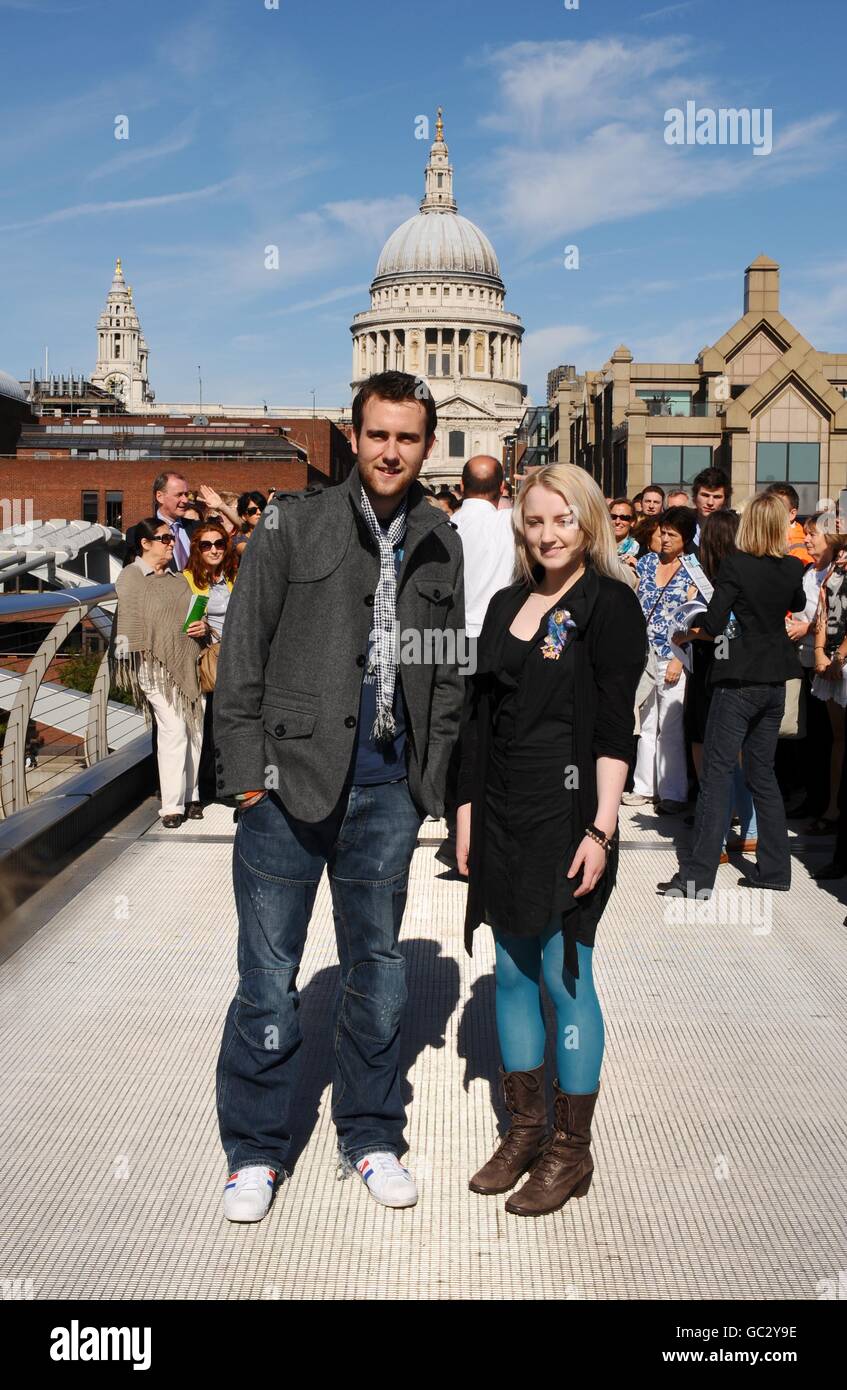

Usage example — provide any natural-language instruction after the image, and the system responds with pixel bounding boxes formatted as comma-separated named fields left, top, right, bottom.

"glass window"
left=651, top=446, right=682, bottom=484
left=651, top=444, right=712, bottom=486
left=448, top=430, right=465, bottom=458
left=756, top=441, right=820, bottom=514
left=441, top=353, right=451, bottom=375
left=637, top=389, right=693, bottom=417
left=427, top=353, right=437, bottom=376
left=81, top=491, right=98, bottom=523
left=417, top=286, right=423, bottom=297
left=682, top=446, right=712, bottom=484
left=756, top=442, right=786, bottom=483
left=788, top=442, right=820, bottom=482
left=105, top=491, right=123, bottom=528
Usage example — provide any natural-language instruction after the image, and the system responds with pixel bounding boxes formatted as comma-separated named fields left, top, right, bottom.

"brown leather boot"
left=505, top=1082, right=599, bottom=1216
left=469, top=1064, right=548, bottom=1195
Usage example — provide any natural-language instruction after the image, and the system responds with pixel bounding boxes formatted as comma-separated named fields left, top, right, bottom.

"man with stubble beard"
left=213, top=372, right=465, bottom=1221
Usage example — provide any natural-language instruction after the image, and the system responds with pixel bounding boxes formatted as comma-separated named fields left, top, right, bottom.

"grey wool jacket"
left=213, top=467, right=467, bottom=821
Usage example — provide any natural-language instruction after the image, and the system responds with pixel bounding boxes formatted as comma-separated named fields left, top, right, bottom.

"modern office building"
left=568, top=256, right=847, bottom=510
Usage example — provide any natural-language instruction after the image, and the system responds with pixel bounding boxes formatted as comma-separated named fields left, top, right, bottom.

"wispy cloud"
left=269, top=283, right=369, bottom=316
left=475, top=38, right=841, bottom=249
left=84, top=116, right=198, bottom=181
left=0, top=179, right=239, bottom=233
left=640, top=1, right=698, bottom=21
left=322, top=196, right=418, bottom=248
left=520, top=323, right=605, bottom=386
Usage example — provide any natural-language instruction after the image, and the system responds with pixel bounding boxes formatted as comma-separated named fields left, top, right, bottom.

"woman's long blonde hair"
left=737, top=492, right=789, bottom=558
left=512, top=464, right=636, bottom=588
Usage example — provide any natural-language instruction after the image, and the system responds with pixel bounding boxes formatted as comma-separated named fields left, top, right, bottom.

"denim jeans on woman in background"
left=679, top=681, right=789, bottom=895
left=216, top=777, right=422, bottom=1176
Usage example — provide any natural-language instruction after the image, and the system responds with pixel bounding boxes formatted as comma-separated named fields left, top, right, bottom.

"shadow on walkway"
left=286, top=936, right=460, bottom=1170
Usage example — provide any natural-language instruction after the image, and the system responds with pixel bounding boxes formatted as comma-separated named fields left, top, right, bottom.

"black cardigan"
left=458, top=565, right=647, bottom=970
left=701, top=552, right=806, bottom=684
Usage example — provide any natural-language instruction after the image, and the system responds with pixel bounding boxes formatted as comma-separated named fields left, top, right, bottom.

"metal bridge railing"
left=0, top=585, right=144, bottom=819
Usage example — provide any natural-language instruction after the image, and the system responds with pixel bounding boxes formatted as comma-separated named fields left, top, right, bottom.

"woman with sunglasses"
left=184, top=522, right=240, bottom=807
left=234, top=491, right=268, bottom=553
left=113, top=518, right=208, bottom=828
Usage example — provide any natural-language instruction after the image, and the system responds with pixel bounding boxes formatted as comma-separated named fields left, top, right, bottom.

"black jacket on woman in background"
left=457, top=564, right=646, bottom=975
left=700, top=551, right=806, bottom=683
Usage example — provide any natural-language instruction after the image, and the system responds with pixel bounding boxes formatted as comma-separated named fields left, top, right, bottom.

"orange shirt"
left=787, top=520, right=812, bottom=567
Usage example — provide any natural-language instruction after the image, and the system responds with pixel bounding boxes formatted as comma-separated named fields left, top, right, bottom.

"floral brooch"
left=541, top=607, right=577, bottom=660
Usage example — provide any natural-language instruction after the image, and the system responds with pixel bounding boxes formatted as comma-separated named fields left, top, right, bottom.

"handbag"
left=198, top=632, right=220, bottom=693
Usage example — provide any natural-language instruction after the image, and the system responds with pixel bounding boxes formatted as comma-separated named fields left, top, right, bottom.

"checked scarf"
left=359, top=484, right=408, bottom=744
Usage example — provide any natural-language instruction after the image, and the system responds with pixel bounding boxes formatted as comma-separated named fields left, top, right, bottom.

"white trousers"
left=633, top=659, right=688, bottom=802
left=139, top=675, right=205, bottom=817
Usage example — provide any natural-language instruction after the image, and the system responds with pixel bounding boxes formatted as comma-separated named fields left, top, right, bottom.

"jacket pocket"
left=262, top=705, right=317, bottom=739
left=414, top=577, right=453, bottom=607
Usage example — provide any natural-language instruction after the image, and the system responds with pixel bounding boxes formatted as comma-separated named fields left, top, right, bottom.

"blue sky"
left=1, top=0, right=844, bottom=410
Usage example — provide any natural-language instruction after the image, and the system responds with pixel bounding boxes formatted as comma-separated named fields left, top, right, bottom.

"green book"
left=182, top=593, right=209, bottom=631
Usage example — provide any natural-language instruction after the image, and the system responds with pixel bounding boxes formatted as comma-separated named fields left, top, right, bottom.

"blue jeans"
left=216, top=779, right=423, bottom=1174
left=681, top=682, right=789, bottom=894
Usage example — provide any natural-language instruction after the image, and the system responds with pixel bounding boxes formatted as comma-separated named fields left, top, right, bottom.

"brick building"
left=0, top=410, right=355, bottom=530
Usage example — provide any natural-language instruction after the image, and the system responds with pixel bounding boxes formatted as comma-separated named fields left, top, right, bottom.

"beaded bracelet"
left=584, top=823, right=613, bottom=853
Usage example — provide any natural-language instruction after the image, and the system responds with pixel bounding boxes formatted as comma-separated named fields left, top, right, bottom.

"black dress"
left=458, top=566, right=648, bottom=978
left=481, top=617, right=581, bottom=940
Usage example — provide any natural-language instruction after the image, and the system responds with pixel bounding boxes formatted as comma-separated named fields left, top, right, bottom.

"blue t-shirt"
left=352, top=539, right=407, bottom=784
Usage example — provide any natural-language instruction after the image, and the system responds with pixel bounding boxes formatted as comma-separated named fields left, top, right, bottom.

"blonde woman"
left=455, top=464, right=646, bottom=1217
left=659, top=492, right=806, bottom=898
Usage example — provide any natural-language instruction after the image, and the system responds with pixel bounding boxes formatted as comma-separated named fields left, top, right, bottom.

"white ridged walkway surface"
left=0, top=804, right=845, bottom=1300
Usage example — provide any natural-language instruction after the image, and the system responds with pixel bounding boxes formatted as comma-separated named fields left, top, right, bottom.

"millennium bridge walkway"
left=1, top=791, right=845, bottom=1302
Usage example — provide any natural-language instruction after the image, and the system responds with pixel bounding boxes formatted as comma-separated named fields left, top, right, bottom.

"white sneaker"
left=223, top=1165, right=276, bottom=1222
left=621, top=793, right=652, bottom=806
left=355, top=1152, right=418, bottom=1208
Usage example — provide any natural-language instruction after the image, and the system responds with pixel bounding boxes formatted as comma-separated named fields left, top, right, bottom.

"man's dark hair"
left=152, top=470, right=187, bottom=503
left=642, top=484, right=665, bottom=502
left=699, top=508, right=739, bottom=583
left=691, top=466, right=731, bottom=503
left=351, top=371, right=437, bottom=439
left=462, top=457, right=503, bottom=499
left=766, top=482, right=800, bottom=512
left=660, top=505, right=697, bottom=549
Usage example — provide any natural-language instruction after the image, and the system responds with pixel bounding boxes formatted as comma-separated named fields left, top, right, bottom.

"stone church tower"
left=91, top=257, right=154, bottom=409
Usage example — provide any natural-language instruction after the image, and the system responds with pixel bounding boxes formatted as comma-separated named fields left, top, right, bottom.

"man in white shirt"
left=436, top=456, right=516, bottom=868
left=451, top=456, right=516, bottom=639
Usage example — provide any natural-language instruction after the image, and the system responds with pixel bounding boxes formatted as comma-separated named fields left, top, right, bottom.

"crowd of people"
left=109, top=371, right=845, bottom=1228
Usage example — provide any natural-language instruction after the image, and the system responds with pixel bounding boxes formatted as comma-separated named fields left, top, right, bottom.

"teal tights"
left=493, top=925, right=604, bottom=1093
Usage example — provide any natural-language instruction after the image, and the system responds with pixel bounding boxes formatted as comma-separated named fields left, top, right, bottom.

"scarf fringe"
left=111, top=651, right=204, bottom=738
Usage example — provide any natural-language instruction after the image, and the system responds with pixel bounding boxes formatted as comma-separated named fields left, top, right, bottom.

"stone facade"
left=569, top=256, right=847, bottom=510
left=91, top=258, right=155, bottom=410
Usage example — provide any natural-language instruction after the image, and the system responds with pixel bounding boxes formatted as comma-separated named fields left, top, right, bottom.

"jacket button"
left=344, top=715, right=356, bottom=728
left=364, top=593, right=374, bottom=606
left=356, top=654, right=365, bottom=667
left=274, top=723, right=286, bottom=737
left=433, top=589, right=441, bottom=599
